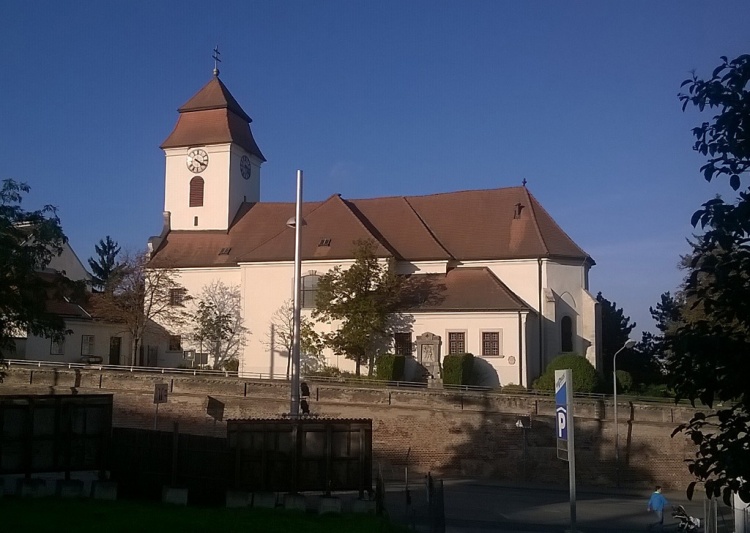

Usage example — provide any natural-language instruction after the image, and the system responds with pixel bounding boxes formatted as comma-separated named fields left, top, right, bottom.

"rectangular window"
left=50, top=338, right=65, bottom=355
left=482, top=331, right=501, bottom=357
left=301, top=275, right=319, bottom=309
left=448, top=332, right=465, bottom=355
left=81, top=335, right=95, bottom=356
left=394, top=333, right=412, bottom=356
left=168, top=335, right=182, bottom=352
left=169, top=288, right=186, bottom=306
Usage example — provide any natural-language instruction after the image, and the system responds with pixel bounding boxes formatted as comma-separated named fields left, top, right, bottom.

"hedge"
left=375, top=354, right=406, bottom=381
left=443, top=353, right=474, bottom=385
left=532, top=352, right=603, bottom=393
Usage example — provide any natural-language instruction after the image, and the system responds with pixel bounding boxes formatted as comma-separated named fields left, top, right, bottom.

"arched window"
left=189, top=177, right=204, bottom=207
left=561, top=316, right=573, bottom=353
left=301, top=274, right=319, bottom=309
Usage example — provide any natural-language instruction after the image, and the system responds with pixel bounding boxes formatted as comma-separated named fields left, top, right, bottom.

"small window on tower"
left=189, top=177, right=204, bottom=207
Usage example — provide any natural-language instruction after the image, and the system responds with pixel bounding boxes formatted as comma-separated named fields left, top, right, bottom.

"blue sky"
left=2, top=1, right=748, bottom=335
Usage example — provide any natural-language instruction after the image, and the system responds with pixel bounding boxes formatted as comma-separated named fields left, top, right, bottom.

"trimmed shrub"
left=614, top=369, right=633, bottom=393
left=221, top=359, right=239, bottom=372
left=443, top=353, right=474, bottom=385
left=500, top=383, right=527, bottom=394
left=532, top=352, right=604, bottom=393
left=375, top=354, right=406, bottom=381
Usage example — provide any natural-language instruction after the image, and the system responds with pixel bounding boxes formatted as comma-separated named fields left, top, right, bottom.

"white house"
left=14, top=242, right=132, bottom=365
left=147, top=72, right=600, bottom=387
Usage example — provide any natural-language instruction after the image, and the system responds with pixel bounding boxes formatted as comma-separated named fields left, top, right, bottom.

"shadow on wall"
left=470, top=358, right=500, bottom=388
left=437, top=395, right=666, bottom=490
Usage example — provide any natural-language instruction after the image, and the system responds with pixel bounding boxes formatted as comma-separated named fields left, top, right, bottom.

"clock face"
left=186, top=149, right=209, bottom=173
left=240, top=155, right=252, bottom=180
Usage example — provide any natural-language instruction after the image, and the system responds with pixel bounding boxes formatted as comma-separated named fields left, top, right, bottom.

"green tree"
left=635, top=291, right=682, bottom=385
left=88, top=235, right=121, bottom=292
left=0, top=179, right=68, bottom=362
left=596, top=292, right=636, bottom=378
left=312, top=239, right=404, bottom=376
left=91, top=251, right=188, bottom=366
left=667, top=53, right=750, bottom=504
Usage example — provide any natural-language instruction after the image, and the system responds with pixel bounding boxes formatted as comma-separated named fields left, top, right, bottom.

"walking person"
left=646, top=485, right=669, bottom=531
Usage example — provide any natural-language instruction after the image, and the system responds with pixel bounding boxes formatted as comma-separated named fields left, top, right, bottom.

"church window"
left=481, top=331, right=502, bottom=357
left=169, top=288, right=186, bottom=306
left=50, top=338, right=65, bottom=355
left=189, top=177, right=204, bottom=207
left=561, top=316, right=573, bottom=352
left=301, top=274, right=319, bottom=309
left=394, top=332, right=412, bottom=355
left=448, top=331, right=465, bottom=354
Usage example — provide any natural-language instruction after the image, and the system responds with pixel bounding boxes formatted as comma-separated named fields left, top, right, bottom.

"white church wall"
left=407, top=311, right=527, bottom=387
left=395, top=260, right=450, bottom=275
left=461, top=259, right=539, bottom=311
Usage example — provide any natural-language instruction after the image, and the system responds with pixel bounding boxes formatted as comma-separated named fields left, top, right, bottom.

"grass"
left=0, top=497, right=409, bottom=533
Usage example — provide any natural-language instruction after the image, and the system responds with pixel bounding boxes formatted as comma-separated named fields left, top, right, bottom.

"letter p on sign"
left=556, top=406, right=567, bottom=440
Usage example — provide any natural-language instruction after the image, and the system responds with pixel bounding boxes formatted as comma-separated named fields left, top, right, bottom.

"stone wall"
left=0, top=367, right=701, bottom=490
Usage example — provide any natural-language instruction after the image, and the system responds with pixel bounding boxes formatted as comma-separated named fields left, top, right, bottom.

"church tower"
left=160, top=71, right=265, bottom=231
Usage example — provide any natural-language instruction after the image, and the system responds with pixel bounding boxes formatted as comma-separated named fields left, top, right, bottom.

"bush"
left=443, top=353, right=474, bottom=385
left=500, top=383, right=527, bottom=394
left=375, top=354, right=405, bottom=381
left=532, top=352, right=604, bottom=393
left=220, top=359, right=239, bottom=372
left=614, top=370, right=633, bottom=393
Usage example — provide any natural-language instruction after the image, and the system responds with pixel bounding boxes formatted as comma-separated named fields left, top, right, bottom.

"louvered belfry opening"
left=189, top=176, right=204, bottom=207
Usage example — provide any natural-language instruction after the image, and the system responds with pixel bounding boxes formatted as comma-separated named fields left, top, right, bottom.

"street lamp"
left=613, top=338, right=636, bottom=486
left=286, top=170, right=304, bottom=418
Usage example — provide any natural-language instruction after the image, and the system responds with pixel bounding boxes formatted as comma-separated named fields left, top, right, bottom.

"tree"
left=188, top=281, right=247, bottom=369
left=267, top=299, right=325, bottom=378
left=91, top=251, right=188, bottom=366
left=88, top=235, right=121, bottom=292
left=596, top=292, right=637, bottom=378
left=667, top=53, right=750, bottom=504
left=0, top=179, right=68, bottom=362
left=312, top=239, right=405, bottom=376
left=635, top=291, right=682, bottom=384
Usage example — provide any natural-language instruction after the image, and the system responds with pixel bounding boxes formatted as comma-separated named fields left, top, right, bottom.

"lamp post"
left=613, top=338, right=636, bottom=486
left=286, top=170, right=304, bottom=418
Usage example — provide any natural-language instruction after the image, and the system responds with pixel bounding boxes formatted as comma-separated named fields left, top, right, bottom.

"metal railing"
left=3, top=359, right=244, bottom=379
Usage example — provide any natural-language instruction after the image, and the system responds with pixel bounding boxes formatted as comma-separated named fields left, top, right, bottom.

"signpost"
left=555, top=369, right=577, bottom=533
left=153, top=383, right=168, bottom=430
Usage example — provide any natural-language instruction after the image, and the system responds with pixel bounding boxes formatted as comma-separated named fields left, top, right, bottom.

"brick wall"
left=0, top=367, right=701, bottom=490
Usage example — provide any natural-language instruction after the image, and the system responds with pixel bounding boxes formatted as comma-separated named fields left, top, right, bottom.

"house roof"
left=405, top=267, right=531, bottom=312
left=150, top=186, right=593, bottom=268
left=160, top=76, right=265, bottom=161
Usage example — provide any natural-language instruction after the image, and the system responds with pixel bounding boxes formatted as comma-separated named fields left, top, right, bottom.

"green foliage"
left=500, top=383, right=527, bottom=394
left=88, top=235, right=121, bottom=292
left=312, top=239, right=405, bottom=376
left=614, top=370, right=633, bottom=393
left=532, top=353, right=603, bottom=393
left=221, top=359, right=239, bottom=372
left=596, top=292, right=636, bottom=377
left=442, top=353, right=474, bottom=385
left=375, top=354, right=405, bottom=381
left=0, top=179, right=68, bottom=360
left=670, top=53, right=750, bottom=504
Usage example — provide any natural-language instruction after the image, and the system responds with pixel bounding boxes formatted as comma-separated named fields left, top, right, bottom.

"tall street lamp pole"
left=287, top=170, right=304, bottom=418
left=613, top=338, right=636, bottom=486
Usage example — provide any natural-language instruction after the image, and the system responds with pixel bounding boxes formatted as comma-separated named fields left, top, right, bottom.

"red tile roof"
left=150, top=186, right=592, bottom=268
left=405, top=267, right=531, bottom=312
left=161, top=76, right=265, bottom=161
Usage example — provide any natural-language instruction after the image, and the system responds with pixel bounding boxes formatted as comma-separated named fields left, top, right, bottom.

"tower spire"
left=212, top=46, right=221, bottom=77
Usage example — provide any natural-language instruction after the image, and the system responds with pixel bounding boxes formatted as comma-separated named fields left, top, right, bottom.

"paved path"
left=385, top=479, right=731, bottom=532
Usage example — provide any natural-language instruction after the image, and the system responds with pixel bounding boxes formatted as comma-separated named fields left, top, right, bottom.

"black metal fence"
left=227, top=418, right=372, bottom=496
left=108, top=418, right=373, bottom=505
left=0, top=394, right=112, bottom=477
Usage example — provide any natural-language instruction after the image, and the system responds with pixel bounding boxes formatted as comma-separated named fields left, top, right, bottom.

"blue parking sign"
left=555, top=371, right=569, bottom=442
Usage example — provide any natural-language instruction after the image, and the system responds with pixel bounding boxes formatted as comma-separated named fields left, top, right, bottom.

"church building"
left=147, top=70, right=600, bottom=387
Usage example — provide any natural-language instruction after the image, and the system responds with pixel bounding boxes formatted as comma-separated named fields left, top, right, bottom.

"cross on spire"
left=212, top=46, right=221, bottom=77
